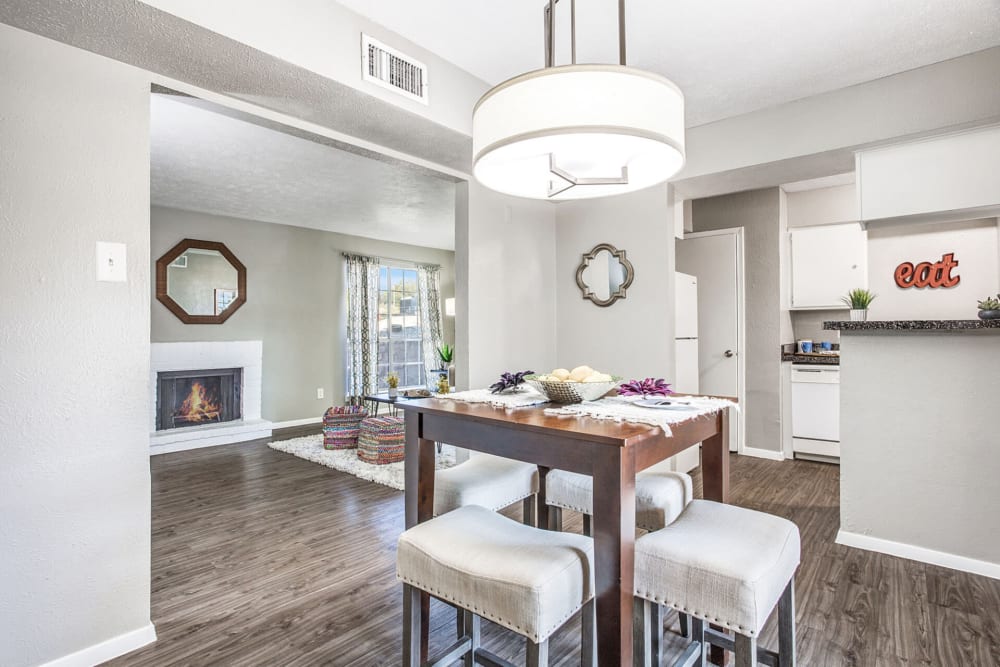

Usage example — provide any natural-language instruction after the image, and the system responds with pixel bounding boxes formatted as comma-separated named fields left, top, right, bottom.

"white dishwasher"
left=791, top=365, right=840, bottom=461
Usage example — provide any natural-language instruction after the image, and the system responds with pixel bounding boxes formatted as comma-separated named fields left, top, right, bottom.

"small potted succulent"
left=438, top=344, right=456, bottom=387
left=841, top=288, right=876, bottom=322
left=490, top=370, right=535, bottom=394
left=977, top=294, right=1000, bottom=320
left=386, top=372, right=400, bottom=399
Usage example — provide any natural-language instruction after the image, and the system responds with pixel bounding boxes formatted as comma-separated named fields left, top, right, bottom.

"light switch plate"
left=316, top=388, right=325, bottom=399
left=96, top=242, right=127, bottom=282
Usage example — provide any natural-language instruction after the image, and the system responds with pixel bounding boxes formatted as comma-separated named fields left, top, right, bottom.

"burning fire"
left=176, top=381, right=221, bottom=424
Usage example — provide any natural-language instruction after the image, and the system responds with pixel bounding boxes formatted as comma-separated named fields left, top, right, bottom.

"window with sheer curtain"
left=377, top=266, right=426, bottom=390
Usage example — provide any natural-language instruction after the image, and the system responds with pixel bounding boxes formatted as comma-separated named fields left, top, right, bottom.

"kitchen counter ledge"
left=824, top=319, right=1000, bottom=331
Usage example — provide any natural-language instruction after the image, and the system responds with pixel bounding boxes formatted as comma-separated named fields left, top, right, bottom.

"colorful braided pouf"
left=322, top=406, right=368, bottom=450
left=357, top=416, right=406, bottom=465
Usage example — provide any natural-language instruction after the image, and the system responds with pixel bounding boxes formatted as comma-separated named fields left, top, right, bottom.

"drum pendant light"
left=472, top=0, right=685, bottom=200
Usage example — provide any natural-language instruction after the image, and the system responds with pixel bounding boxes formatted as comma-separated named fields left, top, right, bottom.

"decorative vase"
left=979, top=310, right=1000, bottom=320
left=850, top=309, right=868, bottom=322
left=388, top=387, right=398, bottom=398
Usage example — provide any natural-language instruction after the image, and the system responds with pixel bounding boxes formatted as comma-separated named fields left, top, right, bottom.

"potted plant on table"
left=386, top=372, right=400, bottom=399
left=841, top=288, right=876, bottom=322
left=978, top=294, right=1000, bottom=320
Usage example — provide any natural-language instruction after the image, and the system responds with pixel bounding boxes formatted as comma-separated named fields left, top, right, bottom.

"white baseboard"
left=740, top=446, right=785, bottom=461
left=271, top=417, right=322, bottom=430
left=39, top=622, right=156, bottom=667
left=837, top=530, right=1000, bottom=580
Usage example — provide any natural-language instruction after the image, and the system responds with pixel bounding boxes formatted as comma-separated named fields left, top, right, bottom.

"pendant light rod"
left=546, top=0, right=556, bottom=67
left=619, top=0, right=627, bottom=65
left=571, top=0, right=577, bottom=64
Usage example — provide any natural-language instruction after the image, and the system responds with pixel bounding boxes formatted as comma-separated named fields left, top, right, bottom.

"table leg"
left=591, top=446, right=636, bottom=665
left=404, top=410, right=436, bottom=662
left=701, top=409, right=730, bottom=503
left=700, top=409, right=730, bottom=665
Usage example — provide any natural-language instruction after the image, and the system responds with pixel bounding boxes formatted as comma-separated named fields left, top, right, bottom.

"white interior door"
left=676, top=230, right=744, bottom=453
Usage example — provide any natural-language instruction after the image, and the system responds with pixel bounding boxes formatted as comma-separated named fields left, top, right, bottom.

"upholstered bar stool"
left=397, top=505, right=595, bottom=667
left=546, top=460, right=692, bottom=535
left=632, top=500, right=801, bottom=667
left=434, top=453, right=540, bottom=524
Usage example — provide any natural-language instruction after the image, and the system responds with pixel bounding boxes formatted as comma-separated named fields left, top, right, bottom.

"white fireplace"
left=150, top=341, right=272, bottom=454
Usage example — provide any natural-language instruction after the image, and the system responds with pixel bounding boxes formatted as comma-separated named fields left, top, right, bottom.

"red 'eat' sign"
left=894, top=253, right=960, bottom=289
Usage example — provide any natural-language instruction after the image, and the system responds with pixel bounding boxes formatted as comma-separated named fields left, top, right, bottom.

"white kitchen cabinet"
left=790, top=223, right=867, bottom=309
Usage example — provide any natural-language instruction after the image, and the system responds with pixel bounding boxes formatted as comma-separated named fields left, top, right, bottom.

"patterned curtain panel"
left=344, top=253, right=381, bottom=402
left=416, top=264, right=444, bottom=375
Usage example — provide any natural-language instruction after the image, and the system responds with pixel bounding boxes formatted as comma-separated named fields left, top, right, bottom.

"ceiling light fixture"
left=472, top=0, right=685, bottom=201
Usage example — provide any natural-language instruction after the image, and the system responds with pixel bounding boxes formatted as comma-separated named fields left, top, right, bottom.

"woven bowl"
left=525, top=375, right=621, bottom=404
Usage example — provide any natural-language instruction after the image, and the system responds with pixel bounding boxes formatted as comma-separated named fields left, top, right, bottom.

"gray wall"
left=555, top=185, right=676, bottom=381
left=791, top=310, right=842, bottom=345
left=691, top=188, right=783, bottom=452
left=0, top=24, right=153, bottom=666
left=460, top=182, right=557, bottom=389
left=151, top=206, right=455, bottom=422
left=840, top=331, right=1000, bottom=568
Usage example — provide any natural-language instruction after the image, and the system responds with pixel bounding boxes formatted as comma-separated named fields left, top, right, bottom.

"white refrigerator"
left=672, top=272, right=701, bottom=473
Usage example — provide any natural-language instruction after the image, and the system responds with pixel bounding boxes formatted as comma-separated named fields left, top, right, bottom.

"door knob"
left=724, top=350, right=735, bottom=358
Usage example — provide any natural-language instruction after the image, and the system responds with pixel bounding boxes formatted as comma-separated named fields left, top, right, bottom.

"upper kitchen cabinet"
left=857, top=125, right=1000, bottom=225
left=790, top=223, right=867, bottom=309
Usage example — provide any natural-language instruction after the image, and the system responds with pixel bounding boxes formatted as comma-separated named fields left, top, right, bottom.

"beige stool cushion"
left=546, top=461, right=693, bottom=531
left=434, top=454, right=539, bottom=516
left=634, top=499, right=800, bottom=637
left=397, top=505, right=594, bottom=643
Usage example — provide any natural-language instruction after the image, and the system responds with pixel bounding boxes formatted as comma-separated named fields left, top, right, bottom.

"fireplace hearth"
left=156, top=368, right=242, bottom=431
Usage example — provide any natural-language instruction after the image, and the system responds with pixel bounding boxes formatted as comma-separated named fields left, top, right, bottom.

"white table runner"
left=437, top=387, right=550, bottom=409
left=543, top=395, right=737, bottom=436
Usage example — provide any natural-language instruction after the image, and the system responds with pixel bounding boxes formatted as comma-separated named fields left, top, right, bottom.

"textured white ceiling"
left=335, top=0, right=1000, bottom=126
left=151, top=95, right=456, bottom=250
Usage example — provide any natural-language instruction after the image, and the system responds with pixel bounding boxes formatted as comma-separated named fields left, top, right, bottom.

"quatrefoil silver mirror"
left=576, top=243, right=634, bottom=307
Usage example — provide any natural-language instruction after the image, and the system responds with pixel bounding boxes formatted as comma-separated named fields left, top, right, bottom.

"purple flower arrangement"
left=618, top=378, right=674, bottom=397
left=490, top=370, right=535, bottom=394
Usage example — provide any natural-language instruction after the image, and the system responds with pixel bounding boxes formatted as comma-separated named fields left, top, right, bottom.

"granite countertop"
left=824, top=320, right=1000, bottom=331
left=781, top=353, right=840, bottom=364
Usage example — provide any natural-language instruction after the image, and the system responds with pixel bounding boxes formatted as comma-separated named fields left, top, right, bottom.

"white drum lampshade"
left=472, top=65, right=685, bottom=200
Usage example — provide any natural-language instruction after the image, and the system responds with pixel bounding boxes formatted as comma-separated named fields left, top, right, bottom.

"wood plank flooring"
left=107, top=439, right=1000, bottom=666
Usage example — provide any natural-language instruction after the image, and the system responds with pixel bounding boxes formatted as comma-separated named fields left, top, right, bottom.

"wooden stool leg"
left=691, top=617, right=706, bottom=666
left=455, top=604, right=463, bottom=639
left=548, top=506, right=563, bottom=531
left=401, top=584, right=421, bottom=667
left=735, top=633, right=757, bottom=667
left=582, top=513, right=592, bottom=537
left=581, top=599, right=596, bottom=667
left=523, top=495, right=536, bottom=526
left=526, top=638, right=549, bottom=667
left=650, top=603, right=662, bottom=665
left=679, top=611, right=690, bottom=638
left=778, top=581, right=796, bottom=667
left=633, top=598, right=650, bottom=667
left=463, top=610, right=480, bottom=667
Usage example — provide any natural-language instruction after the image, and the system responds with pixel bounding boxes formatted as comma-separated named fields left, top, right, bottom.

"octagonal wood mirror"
left=576, top=243, right=634, bottom=307
left=156, top=239, right=247, bottom=324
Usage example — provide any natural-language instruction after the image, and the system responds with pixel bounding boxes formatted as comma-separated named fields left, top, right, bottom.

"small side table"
left=362, top=393, right=407, bottom=418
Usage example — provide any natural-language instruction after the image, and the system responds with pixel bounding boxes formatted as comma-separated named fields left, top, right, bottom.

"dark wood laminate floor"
left=108, top=439, right=1000, bottom=667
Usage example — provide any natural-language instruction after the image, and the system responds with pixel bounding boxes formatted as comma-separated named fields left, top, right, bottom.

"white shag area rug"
left=267, top=434, right=456, bottom=491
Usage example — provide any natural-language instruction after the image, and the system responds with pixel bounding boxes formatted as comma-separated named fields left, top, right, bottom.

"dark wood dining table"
left=399, top=397, right=731, bottom=666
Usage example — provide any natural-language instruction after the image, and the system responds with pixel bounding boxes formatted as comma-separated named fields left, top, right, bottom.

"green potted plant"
left=437, top=344, right=455, bottom=388
left=977, top=294, right=1000, bottom=320
left=386, top=372, right=400, bottom=399
left=841, top=288, right=876, bottom=322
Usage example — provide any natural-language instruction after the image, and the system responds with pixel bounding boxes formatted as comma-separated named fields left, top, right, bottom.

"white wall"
left=0, top=24, right=154, bottom=666
left=140, top=0, right=488, bottom=136
left=786, top=184, right=857, bottom=228
left=462, top=183, right=557, bottom=389
left=555, top=186, right=676, bottom=381
left=866, top=218, right=999, bottom=320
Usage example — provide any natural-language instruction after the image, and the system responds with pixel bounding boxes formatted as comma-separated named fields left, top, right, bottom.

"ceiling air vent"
left=361, top=34, right=429, bottom=105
